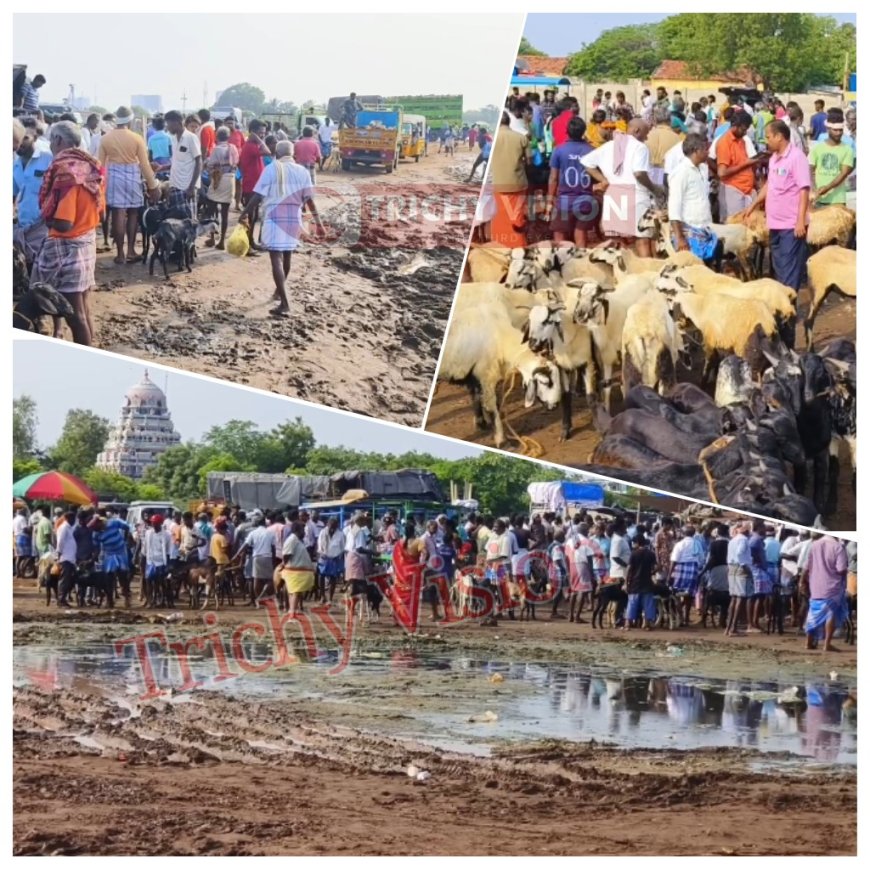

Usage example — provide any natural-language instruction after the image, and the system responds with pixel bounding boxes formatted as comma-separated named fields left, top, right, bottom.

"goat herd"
left=12, top=201, right=218, bottom=335
left=442, top=206, right=856, bottom=527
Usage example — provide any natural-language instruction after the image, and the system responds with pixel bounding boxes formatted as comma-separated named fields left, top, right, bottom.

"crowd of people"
left=486, top=82, right=856, bottom=290
left=13, top=500, right=856, bottom=650
left=12, top=77, right=338, bottom=339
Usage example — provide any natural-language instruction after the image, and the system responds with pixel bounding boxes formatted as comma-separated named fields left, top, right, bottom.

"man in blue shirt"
left=147, top=115, right=173, bottom=170
left=13, top=128, right=53, bottom=265
left=809, top=100, right=828, bottom=140
left=20, top=74, right=45, bottom=113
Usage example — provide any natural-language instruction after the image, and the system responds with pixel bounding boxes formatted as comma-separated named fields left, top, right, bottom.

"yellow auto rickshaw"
left=400, top=114, right=426, bottom=162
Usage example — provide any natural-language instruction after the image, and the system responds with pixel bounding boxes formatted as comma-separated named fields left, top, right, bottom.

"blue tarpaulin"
left=561, top=482, right=605, bottom=507
left=511, top=75, right=572, bottom=87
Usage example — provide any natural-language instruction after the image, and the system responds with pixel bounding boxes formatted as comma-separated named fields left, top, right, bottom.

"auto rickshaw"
left=400, top=113, right=426, bottom=162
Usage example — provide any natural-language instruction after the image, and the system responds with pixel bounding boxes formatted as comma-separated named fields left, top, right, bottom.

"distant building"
left=650, top=61, right=761, bottom=97
left=131, top=94, right=163, bottom=114
left=71, top=96, right=91, bottom=111
left=96, top=371, right=181, bottom=480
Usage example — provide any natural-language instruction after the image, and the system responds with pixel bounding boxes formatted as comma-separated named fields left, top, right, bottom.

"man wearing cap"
left=809, top=108, right=855, bottom=207
left=98, top=106, right=159, bottom=264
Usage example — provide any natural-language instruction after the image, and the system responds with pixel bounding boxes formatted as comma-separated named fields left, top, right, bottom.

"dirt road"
left=426, top=284, right=856, bottom=530
left=78, top=150, right=480, bottom=426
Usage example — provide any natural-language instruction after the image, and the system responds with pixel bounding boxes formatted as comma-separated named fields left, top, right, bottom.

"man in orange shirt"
left=198, top=108, right=216, bottom=158
left=30, top=120, right=104, bottom=345
left=715, top=109, right=763, bottom=219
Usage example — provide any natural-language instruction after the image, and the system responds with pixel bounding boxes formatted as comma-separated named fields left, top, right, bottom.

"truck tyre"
left=385, top=163, right=393, bottom=174
left=341, top=159, right=351, bottom=171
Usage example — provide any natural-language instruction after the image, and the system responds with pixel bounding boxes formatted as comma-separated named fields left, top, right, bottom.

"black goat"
left=13, top=282, right=75, bottom=334
left=149, top=218, right=217, bottom=278
left=140, top=203, right=191, bottom=264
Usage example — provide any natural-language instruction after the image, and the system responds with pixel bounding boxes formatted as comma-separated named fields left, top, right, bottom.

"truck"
left=210, top=105, right=244, bottom=126
left=338, top=107, right=402, bottom=173
left=387, top=94, right=462, bottom=129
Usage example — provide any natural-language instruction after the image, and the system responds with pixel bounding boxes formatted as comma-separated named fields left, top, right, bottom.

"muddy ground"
left=426, top=272, right=856, bottom=531
left=12, top=579, right=857, bottom=856
left=55, top=150, right=480, bottom=426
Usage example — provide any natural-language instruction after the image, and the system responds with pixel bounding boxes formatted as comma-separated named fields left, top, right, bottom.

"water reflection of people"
left=802, top=683, right=844, bottom=762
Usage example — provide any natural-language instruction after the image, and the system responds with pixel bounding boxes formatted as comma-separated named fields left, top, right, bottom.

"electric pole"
left=181, top=91, right=188, bottom=112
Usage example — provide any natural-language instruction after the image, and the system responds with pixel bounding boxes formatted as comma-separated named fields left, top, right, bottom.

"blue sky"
left=13, top=338, right=480, bottom=460
left=524, top=13, right=857, bottom=56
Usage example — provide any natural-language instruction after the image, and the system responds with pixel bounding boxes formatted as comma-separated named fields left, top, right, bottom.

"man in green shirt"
left=754, top=100, right=774, bottom=151
left=810, top=109, right=855, bottom=206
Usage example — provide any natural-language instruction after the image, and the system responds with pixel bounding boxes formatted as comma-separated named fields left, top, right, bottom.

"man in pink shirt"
left=293, top=126, right=322, bottom=184
left=802, top=534, right=848, bottom=652
left=744, top=119, right=810, bottom=292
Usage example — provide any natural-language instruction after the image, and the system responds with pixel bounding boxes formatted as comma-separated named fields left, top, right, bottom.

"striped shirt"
left=97, top=519, right=130, bottom=557
left=21, top=80, right=40, bottom=112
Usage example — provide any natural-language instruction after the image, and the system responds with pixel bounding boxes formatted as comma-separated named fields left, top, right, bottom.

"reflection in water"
left=13, top=637, right=856, bottom=767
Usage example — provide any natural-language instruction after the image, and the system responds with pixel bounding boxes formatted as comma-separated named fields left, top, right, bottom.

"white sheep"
left=662, top=264, right=797, bottom=347
left=805, top=246, right=856, bottom=349
left=453, top=281, right=563, bottom=332
left=572, top=274, right=654, bottom=411
left=588, top=245, right=702, bottom=282
left=807, top=205, right=856, bottom=249
left=659, top=218, right=759, bottom=280
left=656, top=276, right=779, bottom=383
left=466, top=245, right=511, bottom=283
left=621, top=291, right=685, bottom=396
left=524, top=292, right=598, bottom=441
left=438, top=300, right=562, bottom=450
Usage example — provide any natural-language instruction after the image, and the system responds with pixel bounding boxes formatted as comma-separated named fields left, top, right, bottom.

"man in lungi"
left=31, top=121, right=104, bottom=345
left=317, top=517, right=346, bottom=604
left=803, top=533, right=849, bottom=652
left=98, top=106, right=160, bottom=264
left=748, top=518, right=772, bottom=631
left=240, top=139, right=325, bottom=318
left=243, top=512, right=277, bottom=606
left=669, top=525, right=705, bottom=626
left=165, top=110, right=203, bottom=219
left=725, top=522, right=754, bottom=636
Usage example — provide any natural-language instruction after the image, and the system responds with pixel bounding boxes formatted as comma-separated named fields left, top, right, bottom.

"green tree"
left=137, top=483, right=166, bottom=502
left=438, top=452, right=541, bottom=517
left=518, top=36, right=547, bottom=56
left=261, top=97, right=298, bottom=115
left=564, top=23, right=662, bottom=81
left=87, top=105, right=108, bottom=116
left=13, top=457, right=43, bottom=481
left=141, top=442, right=219, bottom=503
left=48, top=409, right=110, bottom=476
left=657, top=13, right=856, bottom=91
left=216, top=82, right=266, bottom=112
left=13, top=395, right=39, bottom=460
left=131, top=104, right=151, bottom=119
left=197, top=452, right=254, bottom=492
left=203, top=417, right=315, bottom=473
left=298, top=445, right=386, bottom=475
left=81, top=467, right=141, bottom=502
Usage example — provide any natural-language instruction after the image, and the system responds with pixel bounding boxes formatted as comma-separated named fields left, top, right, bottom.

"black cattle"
left=13, top=282, right=74, bottom=334
left=624, top=385, right=721, bottom=438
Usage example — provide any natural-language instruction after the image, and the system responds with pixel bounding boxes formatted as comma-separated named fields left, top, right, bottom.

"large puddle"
left=14, top=630, right=857, bottom=768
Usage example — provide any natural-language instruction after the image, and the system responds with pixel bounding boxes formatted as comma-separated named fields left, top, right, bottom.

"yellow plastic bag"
left=226, top=224, right=250, bottom=258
